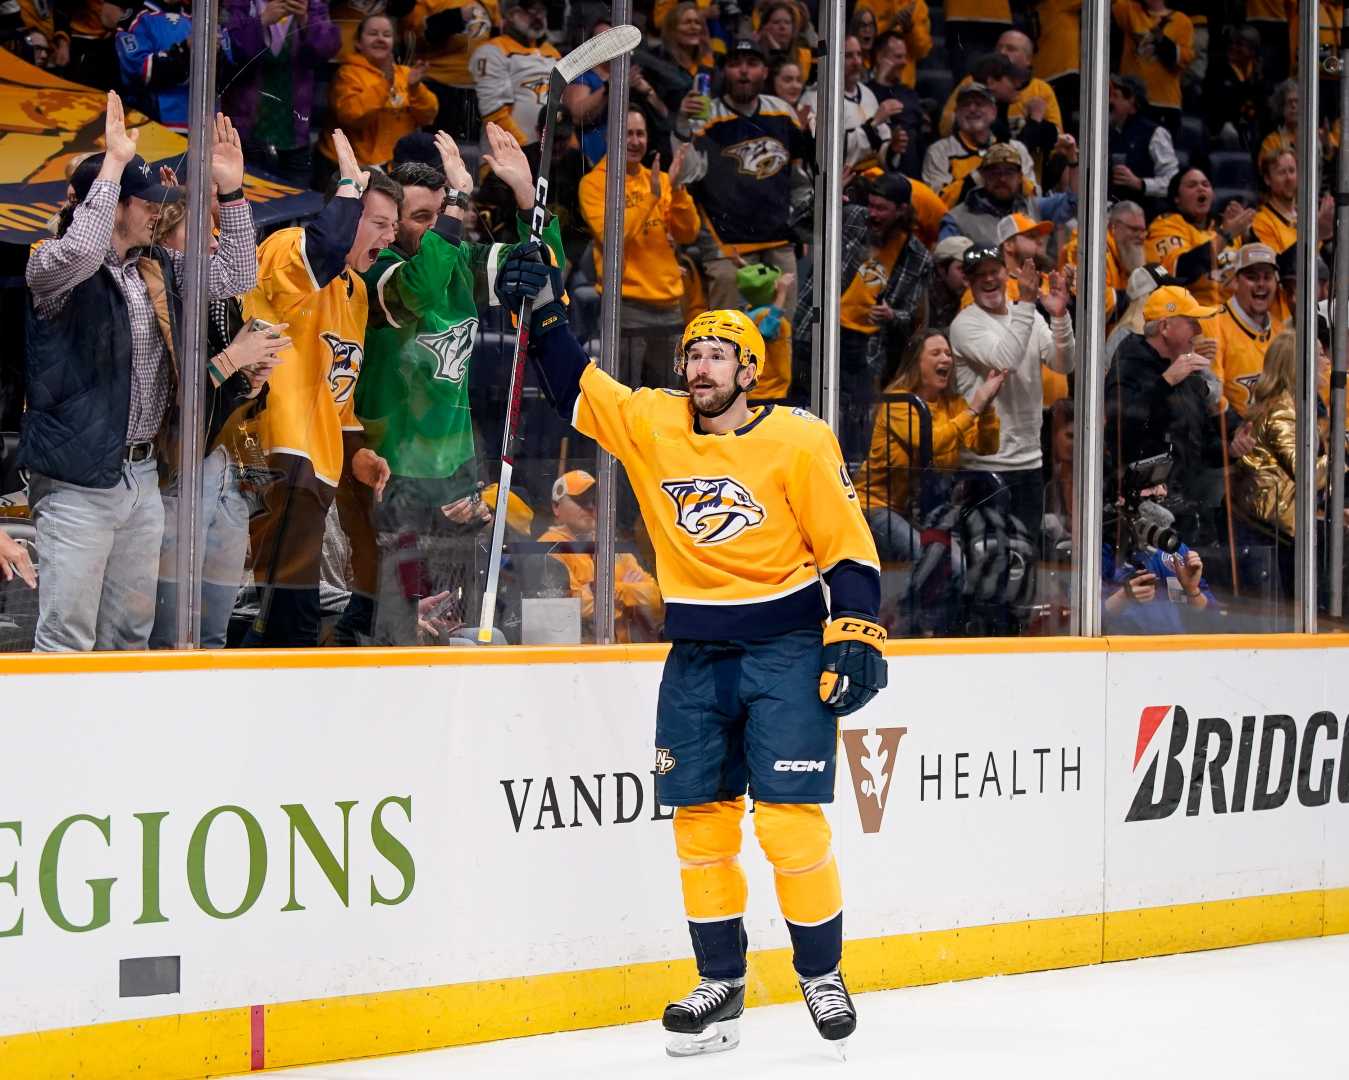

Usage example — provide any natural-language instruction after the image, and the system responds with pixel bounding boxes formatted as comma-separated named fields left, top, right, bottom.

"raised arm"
left=203, top=114, right=258, bottom=299
left=27, top=92, right=137, bottom=311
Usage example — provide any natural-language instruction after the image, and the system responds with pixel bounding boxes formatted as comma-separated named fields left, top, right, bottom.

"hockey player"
left=495, top=247, right=889, bottom=1056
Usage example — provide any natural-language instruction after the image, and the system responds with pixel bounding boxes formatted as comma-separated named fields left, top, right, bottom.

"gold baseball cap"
left=1142, top=285, right=1219, bottom=321
left=995, top=212, right=1053, bottom=243
left=552, top=469, right=596, bottom=502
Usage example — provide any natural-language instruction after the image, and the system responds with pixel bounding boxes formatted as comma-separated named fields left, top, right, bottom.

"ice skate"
left=800, top=968, right=856, bottom=1058
left=662, top=977, right=745, bottom=1057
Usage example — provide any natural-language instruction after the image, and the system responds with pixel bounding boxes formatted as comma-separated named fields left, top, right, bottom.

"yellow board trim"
left=5, top=633, right=1349, bottom=678
left=2, top=888, right=1345, bottom=1079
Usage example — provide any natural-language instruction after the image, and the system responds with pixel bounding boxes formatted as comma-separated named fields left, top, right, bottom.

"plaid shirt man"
left=793, top=202, right=933, bottom=375
left=27, top=178, right=257, bottom=443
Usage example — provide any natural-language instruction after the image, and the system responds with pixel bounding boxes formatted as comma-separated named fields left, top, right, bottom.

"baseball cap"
left=962, top=244, right=1003, bottom=272
left=995, top=212, right=1052, bottom=244
left=1142, top=285, right=1219, bottom=321
left=934, top=235, right=974, bottom=264
left=1233, top=242, right=1279, bottom=273
left=723, top=37, right=767, bottom=64
left=1126, top=263, right=1178, bottom=301
left=552, top=470, right=597, bottom=503
left=980, top=143, right=1023, bottom=171
left=956, top=81, right=996, bottom=104
left=867, top=172, right=912, bottom=207
left=71, top=153, right=182, bottom=205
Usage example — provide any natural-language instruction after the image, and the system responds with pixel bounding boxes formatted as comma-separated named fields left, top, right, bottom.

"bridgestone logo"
left=1126, top=705, right=1349, bottom=822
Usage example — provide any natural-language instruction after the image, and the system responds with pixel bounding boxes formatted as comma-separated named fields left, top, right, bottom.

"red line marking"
left=250, top=1005, right=265, bottom=1071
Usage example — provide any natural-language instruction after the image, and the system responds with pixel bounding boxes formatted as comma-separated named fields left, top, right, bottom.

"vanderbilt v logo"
left=840, top=727, right=908, bottom=834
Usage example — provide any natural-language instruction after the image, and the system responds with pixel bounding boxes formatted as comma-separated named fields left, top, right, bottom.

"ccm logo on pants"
left=774, top=760, right=827, bottom=772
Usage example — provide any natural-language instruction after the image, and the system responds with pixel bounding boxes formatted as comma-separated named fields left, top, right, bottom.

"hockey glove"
left=496, top=241, right=568, bottom=334
left=819, top=615, right=888, bottom=717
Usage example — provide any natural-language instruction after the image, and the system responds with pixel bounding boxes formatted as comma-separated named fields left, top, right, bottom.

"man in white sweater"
left=951, top=244, right=1074, bottom=549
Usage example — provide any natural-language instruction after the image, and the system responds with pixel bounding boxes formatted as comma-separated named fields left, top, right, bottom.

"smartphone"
left=250, top=318, right=282, bottom=339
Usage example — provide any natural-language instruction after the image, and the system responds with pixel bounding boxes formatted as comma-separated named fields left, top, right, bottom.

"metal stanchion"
left=1294, top=0, right=1322, bottom=632
left=811, top=0, right=844, bottom=429
left=1070, top=3, right=1108, bottom=636
left=593, top=1, right=632, bottom=644
left=172, top=2, right=219, bottom=648
left=1327, top=6, right=1349, bottom=618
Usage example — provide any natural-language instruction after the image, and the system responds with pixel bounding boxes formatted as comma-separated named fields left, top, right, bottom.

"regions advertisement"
left=0, top=651, right=1106, bottom=1039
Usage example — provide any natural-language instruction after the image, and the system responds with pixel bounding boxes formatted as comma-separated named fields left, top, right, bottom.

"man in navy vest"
left=21, top=92, right=257, bottom=651
left=1107, top=74, right=1179, bottom=215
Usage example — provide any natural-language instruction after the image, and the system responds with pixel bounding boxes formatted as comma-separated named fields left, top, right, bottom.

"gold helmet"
left=674, top=309, right=766, bottom=376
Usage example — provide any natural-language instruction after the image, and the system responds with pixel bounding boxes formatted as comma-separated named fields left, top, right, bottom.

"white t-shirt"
left=951, top=299, right=1075, bottom=470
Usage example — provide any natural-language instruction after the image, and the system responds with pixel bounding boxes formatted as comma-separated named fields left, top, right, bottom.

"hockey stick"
left=477, top=23, right=642, bottom=643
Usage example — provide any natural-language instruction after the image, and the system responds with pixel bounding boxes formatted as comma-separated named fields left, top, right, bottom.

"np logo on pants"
left=655, top=747, right=677, bottom=775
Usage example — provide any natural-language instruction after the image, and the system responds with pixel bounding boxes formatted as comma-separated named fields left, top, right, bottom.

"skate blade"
left=665, top=1018, right=741, bottom=1058
left=831, top=1037, right=848, bottom=1063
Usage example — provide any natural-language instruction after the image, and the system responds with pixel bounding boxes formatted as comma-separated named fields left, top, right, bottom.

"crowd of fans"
left=0, top=0, right=1345, bottom=650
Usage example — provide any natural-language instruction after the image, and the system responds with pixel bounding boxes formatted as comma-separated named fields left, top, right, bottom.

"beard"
left=688, top=380, right=741, bottom=416
left=1118, top=238, right=1146, bottom=273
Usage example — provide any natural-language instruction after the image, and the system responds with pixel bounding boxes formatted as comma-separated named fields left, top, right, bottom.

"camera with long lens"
left=1105, top=452, right=1183, bottom=566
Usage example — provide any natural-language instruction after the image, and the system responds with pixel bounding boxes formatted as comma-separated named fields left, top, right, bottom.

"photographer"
left=1104, top=476, right=1216, bottom=634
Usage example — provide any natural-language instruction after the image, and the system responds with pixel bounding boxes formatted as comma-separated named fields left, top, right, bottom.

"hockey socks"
left=787, top=911, right=844, bottom=980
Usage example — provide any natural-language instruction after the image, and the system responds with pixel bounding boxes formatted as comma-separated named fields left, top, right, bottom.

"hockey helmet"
left=675, top=308, right=766, bottom=376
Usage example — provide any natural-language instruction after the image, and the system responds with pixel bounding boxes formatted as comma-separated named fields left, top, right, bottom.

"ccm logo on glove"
left=819, top=614, right=889, bottom=717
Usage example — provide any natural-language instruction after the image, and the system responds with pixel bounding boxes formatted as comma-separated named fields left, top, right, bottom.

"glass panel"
left=850, top=1, right=1079, bottom=637
left=1, top=20, right=222, bottom=650
left=1100, top=4, right=1319, bottom=635
left=212, top=0, right=601, bottom=648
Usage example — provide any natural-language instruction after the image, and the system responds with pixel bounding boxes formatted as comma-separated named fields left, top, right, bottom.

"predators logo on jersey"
left=856, top=257, right=889, bottom=291
left=662, top=476, right=766, bottom=545
left=722, top=137, right=789, bottom=180
left=419, top=317, right=478, bottom=385
left=322, top=332, right=363, bottom=404
left=522, top=77, right=550, bottom=102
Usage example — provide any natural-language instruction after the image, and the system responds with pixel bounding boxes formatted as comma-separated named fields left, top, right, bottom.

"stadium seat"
left=1212, top=186, right=1258, bottom=212
left=1176, top=114, right=1207, bottom=168
left=916, top=67, right=955, bottom=105
left=1174, top=147, right=1191, bottom=174
left=1208, top=150, right=1257, bottom=192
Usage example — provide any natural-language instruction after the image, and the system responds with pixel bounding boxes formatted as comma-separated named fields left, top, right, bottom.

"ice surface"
left=247, top=935, right=1348, bottom=1079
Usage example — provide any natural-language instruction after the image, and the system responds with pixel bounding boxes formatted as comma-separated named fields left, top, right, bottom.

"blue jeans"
left=864, top=507, right=921, bottom=561
left=28, top=456, right=164, bottom=651
left=150, top=447, right=250, bottom=649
